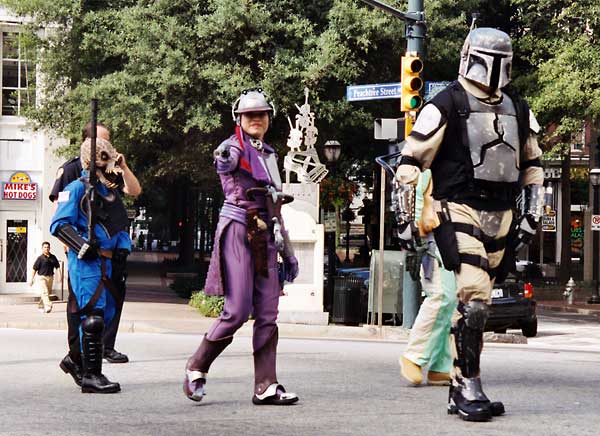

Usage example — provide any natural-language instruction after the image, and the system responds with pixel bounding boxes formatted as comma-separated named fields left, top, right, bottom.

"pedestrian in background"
left=400, top=171, right=455, bottom=386
left=30, top=241, right=61, bottom=313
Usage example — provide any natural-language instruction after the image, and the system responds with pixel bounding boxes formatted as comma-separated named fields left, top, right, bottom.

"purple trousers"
left=188, top=220, right=280, bottom=394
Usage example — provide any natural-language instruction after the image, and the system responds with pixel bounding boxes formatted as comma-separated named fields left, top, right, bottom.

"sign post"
left=360, top=0, right=426, bottom=330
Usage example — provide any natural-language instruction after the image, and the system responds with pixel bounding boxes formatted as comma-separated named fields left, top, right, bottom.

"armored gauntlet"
left=391, top=182, right=419, bottom=251
left=515, top=185, right=545, bottom=251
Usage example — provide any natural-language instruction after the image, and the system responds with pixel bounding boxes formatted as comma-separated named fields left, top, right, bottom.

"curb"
left=538, top=304, right=600, bottom=316
left=0, top=318, right=527, bottom=344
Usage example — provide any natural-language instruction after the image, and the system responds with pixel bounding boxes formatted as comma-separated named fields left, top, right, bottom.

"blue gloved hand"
left=283, top=256, right=299, bottom=283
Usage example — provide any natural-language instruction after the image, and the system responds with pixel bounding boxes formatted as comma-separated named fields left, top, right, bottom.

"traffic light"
left=401, top=55, right=423, bottom=112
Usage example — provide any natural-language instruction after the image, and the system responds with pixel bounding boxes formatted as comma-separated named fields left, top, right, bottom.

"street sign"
left=592, top=214, right=600, bottom=231
left=542, top=210, right=556, bottom=232
left=424, top=81, right=451, bottom=101
left=346, top=83, right=402, bottom=101
left=347, top=81, right=452, bottom=102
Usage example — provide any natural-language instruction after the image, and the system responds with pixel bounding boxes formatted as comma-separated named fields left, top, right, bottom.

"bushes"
left=169, top=276, right=205, bottom=299
left=189, top=291, right=225, bottom=318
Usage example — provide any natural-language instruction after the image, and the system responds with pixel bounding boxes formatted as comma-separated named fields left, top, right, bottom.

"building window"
left=1, top=31, right=35, bottom=117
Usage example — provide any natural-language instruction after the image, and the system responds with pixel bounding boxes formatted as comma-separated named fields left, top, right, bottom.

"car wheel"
left=521, top=316, right=538, bottom=338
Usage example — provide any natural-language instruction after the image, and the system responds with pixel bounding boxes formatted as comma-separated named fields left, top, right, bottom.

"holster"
left=433, top=201, right=461, bottom=272
left=246, top=209, right=269, bottom=278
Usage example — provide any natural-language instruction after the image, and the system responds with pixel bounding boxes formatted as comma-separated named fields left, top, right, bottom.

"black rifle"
left=86, top=99, right=99, bottom=249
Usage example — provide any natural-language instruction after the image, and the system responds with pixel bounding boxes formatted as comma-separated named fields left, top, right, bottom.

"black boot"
left=59, top=354, right=82, bottom=387
left=81, top=315, right=121, bottom=394
left=448, top=383, right=505, bottom=417
left=448, top=300, right=503, bottom=422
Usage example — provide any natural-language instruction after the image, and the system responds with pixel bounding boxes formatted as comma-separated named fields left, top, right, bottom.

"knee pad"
left=459, top=300, right=489, bottom=330
left=82, top=315, right=105, bottom=334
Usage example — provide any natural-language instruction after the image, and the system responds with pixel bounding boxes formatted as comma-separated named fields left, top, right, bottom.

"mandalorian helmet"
left=459, top=27, right=513, bottom=90
left=231, top=88, right=275, bottom=125
left=80, top=137, right=123, bottom=189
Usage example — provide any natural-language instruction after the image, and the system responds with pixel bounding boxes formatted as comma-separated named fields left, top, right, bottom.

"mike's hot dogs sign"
left=2, top=172, right=38, bottom=200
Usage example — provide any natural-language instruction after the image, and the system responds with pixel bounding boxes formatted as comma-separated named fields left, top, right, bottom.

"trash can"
left=331, top=275, right=363, bottom=325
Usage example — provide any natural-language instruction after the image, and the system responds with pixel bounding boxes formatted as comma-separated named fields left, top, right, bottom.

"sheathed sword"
left=86, top=99, right=99, bottom=251
left=245, top=187, right=294, bottom=252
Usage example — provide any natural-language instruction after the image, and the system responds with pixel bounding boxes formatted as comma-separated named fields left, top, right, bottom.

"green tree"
left=2, top=0, right=547, bottom=264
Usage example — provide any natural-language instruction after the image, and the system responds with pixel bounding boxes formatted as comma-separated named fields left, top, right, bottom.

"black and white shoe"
left=252, top=384, right=298, bottom=406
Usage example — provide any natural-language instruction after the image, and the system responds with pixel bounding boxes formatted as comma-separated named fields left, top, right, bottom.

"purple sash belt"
left=220, top=203, right=247, bottom=224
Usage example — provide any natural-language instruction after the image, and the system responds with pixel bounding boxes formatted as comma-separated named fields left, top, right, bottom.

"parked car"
left=486, top=275, right=537, bottom=337
left=325, top=261, right=537, bottom=336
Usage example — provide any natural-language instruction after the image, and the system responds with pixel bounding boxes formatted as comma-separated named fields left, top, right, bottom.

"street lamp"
left=322, top=140, right=342, bottom=313
left=589, top=168, right=600, bottom=304
left=323, top=140, right=341, bottom=164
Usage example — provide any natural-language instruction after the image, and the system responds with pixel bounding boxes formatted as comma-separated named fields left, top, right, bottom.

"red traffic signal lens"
left=409, top=58, right=423, bottom=73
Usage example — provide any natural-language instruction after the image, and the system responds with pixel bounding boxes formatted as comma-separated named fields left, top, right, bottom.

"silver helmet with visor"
left=231, top=88, right=275, bottom=125
left=459, top=28, right=513, bottom=90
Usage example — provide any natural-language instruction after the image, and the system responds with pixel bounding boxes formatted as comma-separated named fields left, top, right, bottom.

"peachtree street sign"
left=346, top=83, right=402, bottom=101
left=346, top=81, right=452, bottom=102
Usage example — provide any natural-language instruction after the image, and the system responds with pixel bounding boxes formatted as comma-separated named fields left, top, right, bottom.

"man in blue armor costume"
left=51, top=136, right=132, bottom=394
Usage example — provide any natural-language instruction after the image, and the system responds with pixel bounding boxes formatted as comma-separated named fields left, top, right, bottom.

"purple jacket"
left=204, top=127, right=283, bottom=296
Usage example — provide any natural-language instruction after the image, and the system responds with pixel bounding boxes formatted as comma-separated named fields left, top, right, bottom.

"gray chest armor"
left=465, top=92, right=520, bottom=184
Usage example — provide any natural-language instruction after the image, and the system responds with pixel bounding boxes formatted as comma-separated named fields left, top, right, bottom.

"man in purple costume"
left=184, top=88, right=300, bottom=405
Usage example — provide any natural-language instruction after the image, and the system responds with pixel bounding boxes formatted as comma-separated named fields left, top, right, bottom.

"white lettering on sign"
left=542, top=211, right=557, bottom=232
left=2, top=182, right=38, bottom=200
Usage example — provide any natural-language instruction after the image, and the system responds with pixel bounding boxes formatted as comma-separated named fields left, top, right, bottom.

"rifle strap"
left=75, top=257, right=123, bottom=317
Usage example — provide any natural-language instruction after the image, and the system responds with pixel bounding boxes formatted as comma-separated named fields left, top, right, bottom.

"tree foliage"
left=4, top=0, right=597, bottom=207
left=510, top=0, right=600, bottom=153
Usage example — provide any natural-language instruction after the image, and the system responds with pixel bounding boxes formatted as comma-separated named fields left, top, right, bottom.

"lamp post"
left=588, top=168, right=600, bottom=304
left=342, top=206, right=355, bottom=266
left=322, top=140, right=342, bottom=312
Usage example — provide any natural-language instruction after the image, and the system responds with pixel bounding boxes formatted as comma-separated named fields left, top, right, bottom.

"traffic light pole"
left=360, top=0, right=426, bottom=330
left=404, top=0, right=425, bottom=138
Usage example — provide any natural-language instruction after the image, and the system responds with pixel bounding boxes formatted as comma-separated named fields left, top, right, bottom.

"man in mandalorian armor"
left=394, top=28, right=545, bottom=421
left=183, top=88, right=300, bottom=406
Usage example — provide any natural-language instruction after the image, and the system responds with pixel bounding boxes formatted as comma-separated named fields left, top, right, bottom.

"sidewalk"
left=1, top=251, right=599, bottom=342
left=0, top=251, right=410, bottom=342
left=537, top=299, right=600, bottom=316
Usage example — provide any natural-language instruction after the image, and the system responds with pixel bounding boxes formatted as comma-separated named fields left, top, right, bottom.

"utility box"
left=374, top=118, right=406, bottom=141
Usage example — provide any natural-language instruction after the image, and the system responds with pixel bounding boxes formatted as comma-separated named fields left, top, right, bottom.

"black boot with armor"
left=448, top=300, right=504, bottom=421
left=81, top=315, right=121, bottom=394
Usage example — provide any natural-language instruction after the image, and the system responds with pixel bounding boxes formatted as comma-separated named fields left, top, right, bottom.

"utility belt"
left=433, top=200, right=507, bottom=279
left=447, top=181, right=518, bottom=207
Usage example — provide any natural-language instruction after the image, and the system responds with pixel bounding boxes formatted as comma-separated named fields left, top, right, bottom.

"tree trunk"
left=177, top=182, right=197, bottom=266
left=559, top=146, right=571, bottom=283
left=198, top=191, right=207, bottom=263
